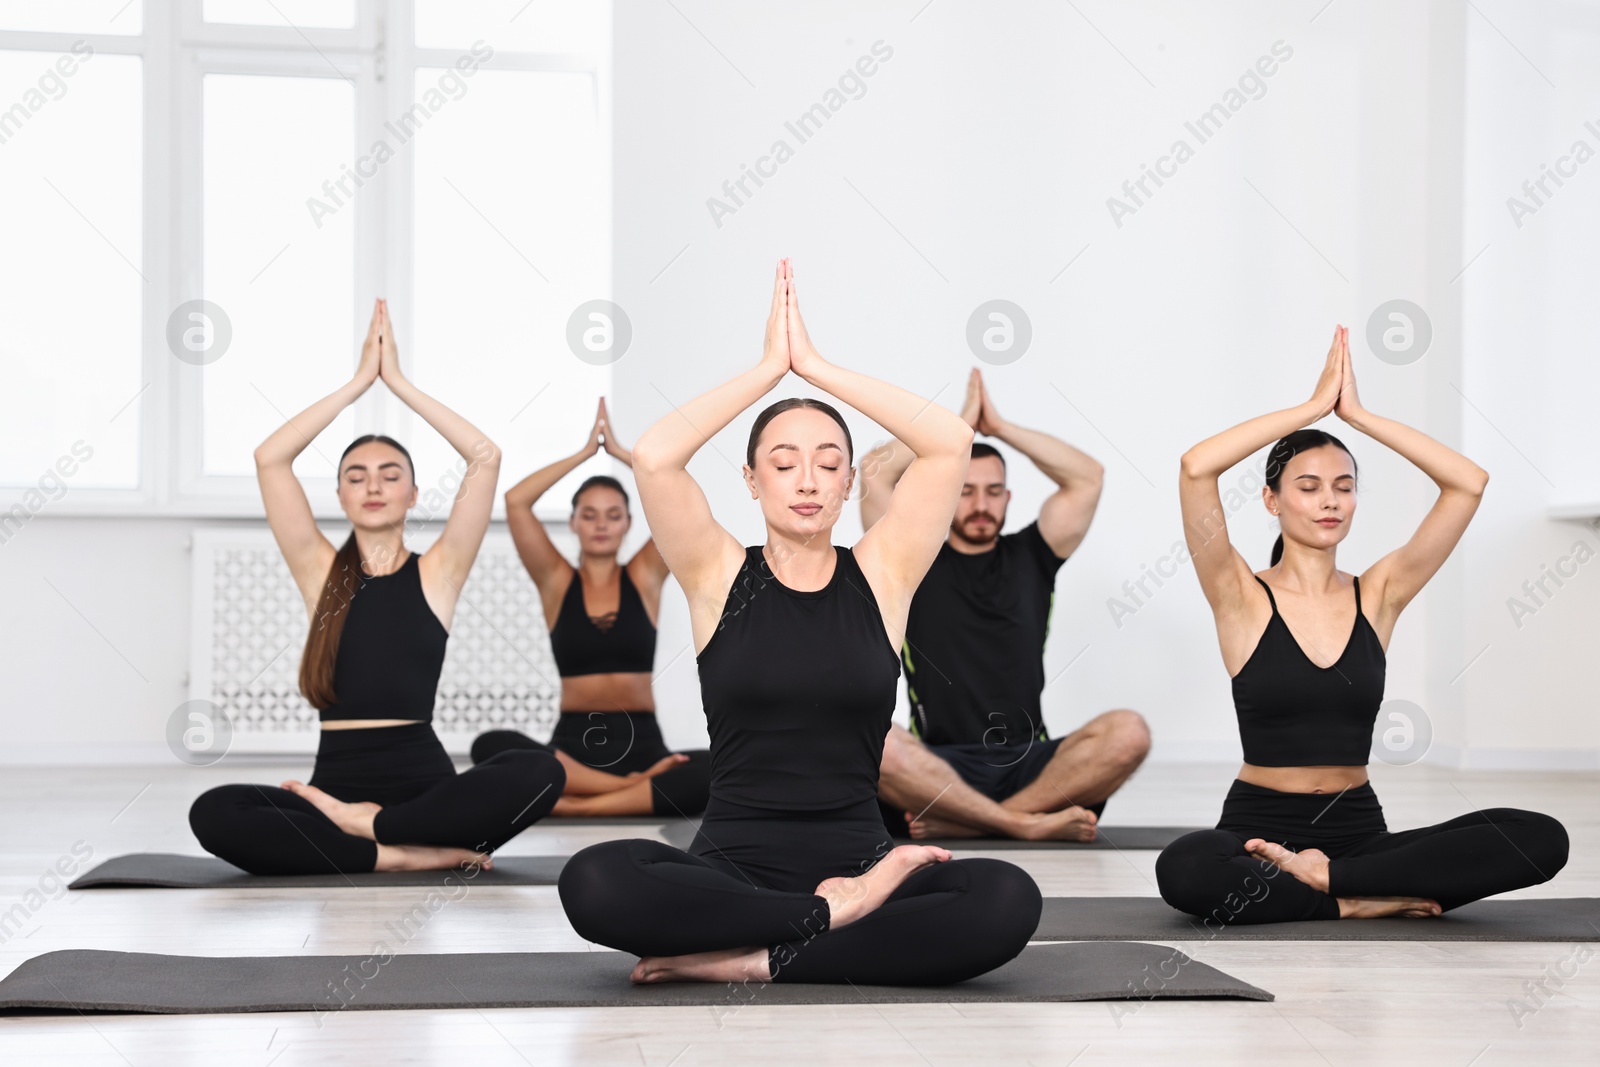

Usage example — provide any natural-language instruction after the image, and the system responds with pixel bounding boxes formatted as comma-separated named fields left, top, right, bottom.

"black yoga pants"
left=472, top=711, right=711, bottom=816
left=1155, top=779, right=1569, bottom=924
left=189, top=724, right=565, bottom=876
left=558, top=797, right=1042, bottom=985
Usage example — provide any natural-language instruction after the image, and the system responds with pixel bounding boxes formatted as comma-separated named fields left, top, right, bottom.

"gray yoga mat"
left=68, top=853, right=567, bottom=890
left=1034, top=896, right=1600, bottom=942
left=660, top=820, right=1197, bottom=851
left=0, top=942, right=1271, bottom=1014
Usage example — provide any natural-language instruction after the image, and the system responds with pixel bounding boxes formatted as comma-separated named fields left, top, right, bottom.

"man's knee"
left=879, top=723, right=922, bottom=778
left=1097, top=708, right=1151, bottom=769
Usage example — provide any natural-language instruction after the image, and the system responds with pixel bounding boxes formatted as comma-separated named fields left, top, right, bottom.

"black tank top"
left=696, top=544, right=902, bottom=811
left=1231, top=575, right=1385, bottom=766
left=320, top=551, right=449, bottom=722
left=547, top=564, right=656, bottom=676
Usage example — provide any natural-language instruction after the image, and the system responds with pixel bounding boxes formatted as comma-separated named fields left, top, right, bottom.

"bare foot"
left=1245, top=840, right=1442, bottom=919
left=814, top=844, right=951, bottom=929
left=626, top=753, right=691, bottom=780
left=1245, top=839, right=1332, bottom=892
left=1337, top=896, right=1441, bottom=919
left=631, top=946, right=769, bottom=984
left=906, top=811, right=983, bottom=839
left=1011, top=806, right=1098, bottom=843
left=905, top=805, right=1097, bottom=842
left=374, top=843, right=494, bottom=873
left=282, top=780, right=381, bottom=840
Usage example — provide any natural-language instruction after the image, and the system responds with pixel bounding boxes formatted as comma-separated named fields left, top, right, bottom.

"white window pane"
left=410, top=68, right=610, bottom=505
left=0, top=1, right=142, bottom=36
left=202, top=74, right=355, bottom=479
left=202, top=0, right=354, bottom=29
left=415, top=0, right=607, bottom=54
left=0, top=50, right=141, bottom=489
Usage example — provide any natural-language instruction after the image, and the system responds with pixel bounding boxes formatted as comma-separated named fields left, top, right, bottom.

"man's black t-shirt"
left=901, top=520, right=1068, bottom=748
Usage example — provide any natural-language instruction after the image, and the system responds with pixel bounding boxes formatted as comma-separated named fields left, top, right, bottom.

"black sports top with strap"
left=1231, top=574, right=1385, bottom=767
left=320, top=550, right=449, bottom=723
left=696, top=544, right=902, bottom=811
left=547, top=565, right=656, bottom=676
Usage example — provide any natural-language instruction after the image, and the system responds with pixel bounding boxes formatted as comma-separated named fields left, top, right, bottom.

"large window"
left=0, top=1, right=612, bottom=516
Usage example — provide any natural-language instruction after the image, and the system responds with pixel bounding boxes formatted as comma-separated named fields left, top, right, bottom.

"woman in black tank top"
left=558, top=260, right=1042, bottom=985
left=1157, top=326, right=1567, bottom=923
left=466, top=399, right=710, bottom=818
left=187, top=299, right=564, bottom=875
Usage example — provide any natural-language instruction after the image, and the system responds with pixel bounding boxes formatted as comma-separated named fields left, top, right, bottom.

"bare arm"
left=1178, top=327, right=1345, bottom=620
left=1336, top=338, right=1488, bottom=625
left=599, top=399, right=670, bottom=590
left=630, top=262, right=790, bottom=632
left=786, top=272, right=974, bottom=616
left=859, top=370, right=980, bottom=533
left=505, top=404, right=604, bottom=591
left=979, top=375, right=1104, bottom=559
left=378, top=300, right=502, bottom=591
left=254, top=300, right=383, bottom=605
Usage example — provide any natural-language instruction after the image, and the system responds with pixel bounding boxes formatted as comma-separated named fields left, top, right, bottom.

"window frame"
left=0, top=0, right=612, bottom=520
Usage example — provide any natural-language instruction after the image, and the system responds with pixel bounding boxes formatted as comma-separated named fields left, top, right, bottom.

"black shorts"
left=927, top=738, right=1064, bottom=802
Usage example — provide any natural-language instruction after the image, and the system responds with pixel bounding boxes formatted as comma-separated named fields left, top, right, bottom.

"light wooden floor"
left=1, top=760, right=1596, bottom=1065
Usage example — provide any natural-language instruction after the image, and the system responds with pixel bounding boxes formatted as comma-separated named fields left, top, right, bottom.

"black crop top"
left=696, top=545, right=902, bottom=811
left=1231, top=575, right=1385, bottom=767
left=547, top=565, right=656, bottom=676
left=320, top=551, right=449, bottom=722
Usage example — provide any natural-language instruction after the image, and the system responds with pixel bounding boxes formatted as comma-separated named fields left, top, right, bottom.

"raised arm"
left=505, top=401, right=605, bottom=590
left=254, top=299, right=382, bottom=606
left=977, top=372, right=1104, bottom=559
left=376, top=299, right=502, bottom=591
left=630, top=261, right=791, bottom=631
left=598, top=398, right=669, bottom=587
left=1336, top=333, right=1488, bottom=627
left=785, top=269, right=974, bottom=619
left=859, top=370, right=980, bottom=532
left=1178, top=327, right=1344, bottom=619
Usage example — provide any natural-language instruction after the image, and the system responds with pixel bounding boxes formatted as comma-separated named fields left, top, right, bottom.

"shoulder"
left=1007, top=519, right=1066, bottom=569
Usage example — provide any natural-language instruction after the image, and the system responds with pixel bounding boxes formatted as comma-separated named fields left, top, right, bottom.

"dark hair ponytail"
left=1264, top=429, right=1357, bottom=567
left=298, top=435, right=414, bottom=710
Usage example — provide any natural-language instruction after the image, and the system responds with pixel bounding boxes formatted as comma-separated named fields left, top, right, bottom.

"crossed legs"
left=877, top=709, right=1151, bottom=841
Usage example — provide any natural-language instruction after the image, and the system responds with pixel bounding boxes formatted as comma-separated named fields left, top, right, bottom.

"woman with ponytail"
left=467, top=399, right=711, bottom=818
left=187, top=299, right=565, bottom=875
left=1155, top=326, right=1567, bottom=923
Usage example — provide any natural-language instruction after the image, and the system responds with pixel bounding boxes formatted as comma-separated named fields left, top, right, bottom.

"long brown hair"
left=298, top=435, right=414, bottom=710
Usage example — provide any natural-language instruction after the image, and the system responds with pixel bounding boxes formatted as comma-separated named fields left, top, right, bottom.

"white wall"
left=607, top=0, right=1598, bottom=768
left=3, top=0, right=1594, bottom=768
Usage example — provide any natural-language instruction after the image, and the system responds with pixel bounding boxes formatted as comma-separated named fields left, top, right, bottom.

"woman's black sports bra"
left=1231, top=574, right=1385, bottom=767
left=320, top=551, right=449, bottom=723
left=547, top=564, right=656, bottom=677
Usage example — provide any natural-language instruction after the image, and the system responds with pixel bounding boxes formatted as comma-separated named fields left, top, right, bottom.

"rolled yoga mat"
left=0, top=942, right=1272, bottom=1014
left=68, top=853, right=567, bottom=890
left=1034, top=896, right=1600, bottom=942
left=660, top=820, right=1199, bottom=851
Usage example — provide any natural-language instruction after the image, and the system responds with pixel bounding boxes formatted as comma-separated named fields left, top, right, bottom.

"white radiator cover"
left=189, top=528, right=560, bottom=754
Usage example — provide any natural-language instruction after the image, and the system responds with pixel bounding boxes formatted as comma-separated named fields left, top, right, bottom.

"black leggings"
left=188, top=724, right=565, bottom=875
left=1155, top=779, right=1569, bottom=924
left=472, top=711, right=710, bottom=816
left=558, top=796, right=1042, bottom=984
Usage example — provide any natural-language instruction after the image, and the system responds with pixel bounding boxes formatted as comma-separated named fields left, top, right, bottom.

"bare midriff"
left=320, top=719, right=425, bottom=730
left=558, top=671, right=656, bottom=713
left=1237, top=763, right=1370, bottom=794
